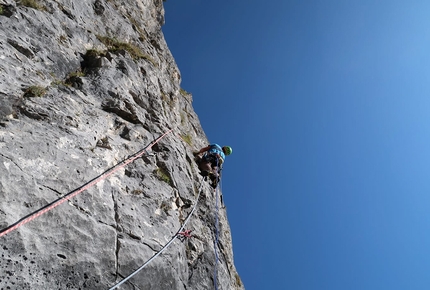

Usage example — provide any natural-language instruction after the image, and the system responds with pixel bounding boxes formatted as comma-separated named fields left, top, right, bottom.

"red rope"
left=0, top=129, right=173, bottom=238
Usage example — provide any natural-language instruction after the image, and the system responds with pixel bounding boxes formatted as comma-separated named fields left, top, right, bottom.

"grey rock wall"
left=0, top=0, right=244, bottom=289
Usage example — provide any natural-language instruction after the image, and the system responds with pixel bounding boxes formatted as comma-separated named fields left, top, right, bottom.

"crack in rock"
left=42, top=185, right=62, bottom=196
left=0, top=152, right=24, bottom=171
left=111, top=190, right=120, bottom=280
left=42, top=185, right=93, bottom=216
left=141, top=241, right=159, bottom=253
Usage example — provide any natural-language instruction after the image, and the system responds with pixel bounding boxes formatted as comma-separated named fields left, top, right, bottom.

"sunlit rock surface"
left=0, top=0, right=243, bottom=289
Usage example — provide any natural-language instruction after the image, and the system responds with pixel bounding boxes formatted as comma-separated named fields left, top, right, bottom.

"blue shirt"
left=207, top=144, right=225, bottom=163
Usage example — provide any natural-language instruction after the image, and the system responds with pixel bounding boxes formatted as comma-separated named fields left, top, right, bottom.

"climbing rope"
left=213, top=185, right=220, bottom=290
left=108, top=179, right=205, bottom=290
left=0, top=129, right=173, bottom=238
left=213, top=159, right=221, bottom=290
left=1, top=128, right=227, bottom=288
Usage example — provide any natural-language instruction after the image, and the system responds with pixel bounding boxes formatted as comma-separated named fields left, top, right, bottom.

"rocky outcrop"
left=0, top=0, right=243, bottom=289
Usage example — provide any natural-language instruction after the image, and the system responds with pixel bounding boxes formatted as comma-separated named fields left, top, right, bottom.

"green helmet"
left=223, top=146, right=232, bottom=155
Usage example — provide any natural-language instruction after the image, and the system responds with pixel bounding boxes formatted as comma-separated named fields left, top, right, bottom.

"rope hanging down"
left=0, top=129, right=173, bottom=238
left=213, top=159, right=221, bottom=290
left=108, top=179, right=205, bottom=290
left=213, top=183, right=220, bottom=290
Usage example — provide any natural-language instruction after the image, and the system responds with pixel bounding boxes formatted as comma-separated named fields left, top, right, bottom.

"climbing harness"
left=0, top=129, right=173, bottom=238
left=108, top=179, right=205, bottom=290
left=203, top=144, right=225, bottom=166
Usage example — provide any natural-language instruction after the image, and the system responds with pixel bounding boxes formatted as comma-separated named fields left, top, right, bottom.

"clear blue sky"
left=162, top=1, right=430, bottom=289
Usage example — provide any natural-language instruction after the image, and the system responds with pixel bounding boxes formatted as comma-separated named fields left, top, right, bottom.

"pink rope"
left=0, top=129, right=173, bottom=238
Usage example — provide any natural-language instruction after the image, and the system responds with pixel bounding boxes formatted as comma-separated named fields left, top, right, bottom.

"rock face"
left=0, top=0, right=244, bottom=289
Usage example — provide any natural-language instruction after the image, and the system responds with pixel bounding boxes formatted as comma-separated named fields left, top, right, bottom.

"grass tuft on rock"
left=154, top=167, right=172, bottom=185
left=85, top=48, right=105, bottom=58
left=181, top=134, right=192, bottom=146
left=180, top=88, right=190, bottom=95
left=19, top=0, right=45, bottom=10
left=96, top=35, right=156, bottom=65
left=64, top=70, right=85, bottom=86
left=23, top=86, right=47, bottom=98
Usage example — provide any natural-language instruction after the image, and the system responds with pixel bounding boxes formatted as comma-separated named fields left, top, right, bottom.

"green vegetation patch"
left=235, top=273, right=242, bottom=287
left=181, top=134, right=192, bottom=146
left=19, top=0, right=45, bottom=10
left=97, top=35, right=142, bottom=57
left=85, top=48, right=106, bottom=58
left=126, top=14, right=147, bottom=41
left=180, top=88, right=190, bottom=95
left=161, top=92, right=175, bottom=109
left=64, top=70, right=85, bottom=86
left=154, top=167, right=172, bottom=185
left=180, top=112, right=186, bottom=125
left=96, top=35, right=156, bottom=65
left=0, top=5, right=4, bottom=15
left=69, top=70, right=85, bottom=78
left=50, top=79, right=63, bottom=87
left=23, top=86, right=47, bottom=98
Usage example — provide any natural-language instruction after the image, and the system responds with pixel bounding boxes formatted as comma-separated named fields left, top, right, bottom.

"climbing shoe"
left=199, top=171, right=209, bottom=177
left=209, top=173, right=218, bottom=182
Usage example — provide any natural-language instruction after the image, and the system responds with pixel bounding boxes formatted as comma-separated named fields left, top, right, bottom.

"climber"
left=193, top=144, right=232, bottom=188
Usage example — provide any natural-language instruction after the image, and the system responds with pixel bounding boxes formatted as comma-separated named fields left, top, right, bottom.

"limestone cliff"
left=0, top=0, right=243, bottom=289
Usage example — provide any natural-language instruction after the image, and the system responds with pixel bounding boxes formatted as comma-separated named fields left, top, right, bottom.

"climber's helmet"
left=222, top=146, right=232, bottom=156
